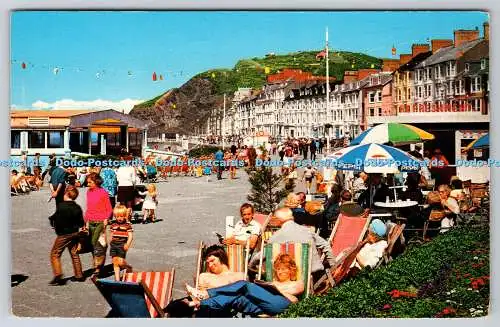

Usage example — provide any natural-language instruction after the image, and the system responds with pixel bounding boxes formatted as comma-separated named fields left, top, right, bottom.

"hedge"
left=281, top=226, right=489, bottom=318
left=188, top=146, right=220, bottom=158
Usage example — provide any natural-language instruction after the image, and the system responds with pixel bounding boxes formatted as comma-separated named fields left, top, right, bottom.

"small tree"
left=246, top=166, right=295, bottom=214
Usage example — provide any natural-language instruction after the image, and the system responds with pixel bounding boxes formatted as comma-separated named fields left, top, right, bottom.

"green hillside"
left=137, top=49, right=382, bottom=107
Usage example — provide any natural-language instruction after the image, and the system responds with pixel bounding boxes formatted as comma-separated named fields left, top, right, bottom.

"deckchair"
left=312, top=212, right=371, bottom=292
left=383, top=223, right=406, bottom=264
left=258, top=242, right=313, bottom=299
left=195, top=241, right=250, bottom=289
left=92, top=269, right=175, bottom=318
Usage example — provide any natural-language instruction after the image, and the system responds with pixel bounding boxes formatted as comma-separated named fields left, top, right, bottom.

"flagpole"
left=326, top=27, right=330, bottom=153
left=222, top=93, right=226, bottom=151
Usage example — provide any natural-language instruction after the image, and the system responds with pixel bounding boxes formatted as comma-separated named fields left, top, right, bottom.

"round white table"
left=374, top=200, right=418, bottom=208
left=374, top=201, right=418, bottom=224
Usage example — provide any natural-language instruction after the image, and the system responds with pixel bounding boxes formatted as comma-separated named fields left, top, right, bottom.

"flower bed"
left=281, top=226, right=489, bottom=318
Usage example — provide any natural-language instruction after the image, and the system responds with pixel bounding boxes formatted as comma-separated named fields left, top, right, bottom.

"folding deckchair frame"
left=92, top=272, right=174, bottom=318
left=195, top=241, right=250, bottom=289
left=312, top=213, right=371, bottom=292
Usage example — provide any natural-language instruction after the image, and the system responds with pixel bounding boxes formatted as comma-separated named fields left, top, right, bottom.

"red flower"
left=442, top=307, right=456, bottom=316
left=463, top=273, right=471, bottom=278
left=382, top=304, right=392, bottom=310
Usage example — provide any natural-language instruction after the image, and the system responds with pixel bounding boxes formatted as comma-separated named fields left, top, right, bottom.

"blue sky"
left=10, top=11, right=489, bottom=112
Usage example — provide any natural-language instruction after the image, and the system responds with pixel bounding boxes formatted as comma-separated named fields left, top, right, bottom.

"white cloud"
left=28, top=98, right=144, bottom=113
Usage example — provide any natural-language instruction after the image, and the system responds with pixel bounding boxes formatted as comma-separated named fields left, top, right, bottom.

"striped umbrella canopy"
left=464, top=133, right=489, bottom=151
left=328, top=143, right=422, bottom=173
left=350, top=123, right=434, bottom=146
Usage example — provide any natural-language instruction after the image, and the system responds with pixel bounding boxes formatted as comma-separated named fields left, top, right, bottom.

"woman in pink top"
left=85, top=172, right=112, bottom=278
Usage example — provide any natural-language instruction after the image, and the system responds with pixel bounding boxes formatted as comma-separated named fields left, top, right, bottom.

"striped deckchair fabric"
left=195, top=242, right=249, bottom=289
left=262, top=242, right=313, bottom=298
left=122, top=270, right=175, bottom=318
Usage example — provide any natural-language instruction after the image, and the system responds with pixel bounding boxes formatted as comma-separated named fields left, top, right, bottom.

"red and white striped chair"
left=122, top=270, right=176, bottom=318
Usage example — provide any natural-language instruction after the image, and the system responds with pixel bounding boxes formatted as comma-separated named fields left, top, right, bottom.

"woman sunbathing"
left=198, top=245, right=245, bottom=290
left=184, top=253, right=304, bottom=317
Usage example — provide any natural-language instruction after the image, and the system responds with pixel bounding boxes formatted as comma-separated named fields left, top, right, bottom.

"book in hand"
left=254, top=280, right=283, bottom=296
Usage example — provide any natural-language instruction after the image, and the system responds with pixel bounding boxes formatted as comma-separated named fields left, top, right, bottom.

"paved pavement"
left=10, top=159, right=319, bottom=317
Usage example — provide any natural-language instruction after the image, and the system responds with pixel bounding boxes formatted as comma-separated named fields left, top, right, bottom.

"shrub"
left=281, top=226, right=489, bottom=317
left=188, top=146, right=220, bottom=158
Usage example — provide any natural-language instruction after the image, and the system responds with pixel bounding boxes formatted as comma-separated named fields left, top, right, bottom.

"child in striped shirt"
left=109, top=205, right=134, bottom=281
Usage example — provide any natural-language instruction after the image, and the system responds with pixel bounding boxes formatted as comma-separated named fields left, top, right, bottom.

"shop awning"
left=69, top=109, right=148, bottom=129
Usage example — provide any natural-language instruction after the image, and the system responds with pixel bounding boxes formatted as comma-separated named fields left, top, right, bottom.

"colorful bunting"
left=152, top=72, right=157, bottom=81
left=21, top=62, right=26, bottom=69
left=392, top=45, right=396, bottom=56
left=264, top=66, right=271, bottom=74
left=159, top=74, right=164, bottom=80
left=211, top=72, right=216, bottom=78
left=53, top=67, right=60, bottom=75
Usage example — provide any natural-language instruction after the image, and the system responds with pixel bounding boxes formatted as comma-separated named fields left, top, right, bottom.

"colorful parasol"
left=350, top=123, right=434, bottom=146
left=328, top=143, right=422, bottom=173
left=463, top=133, right=489, bottom=152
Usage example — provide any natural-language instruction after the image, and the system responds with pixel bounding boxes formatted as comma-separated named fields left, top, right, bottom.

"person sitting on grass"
left=198, top=245, right=246, bottom=291
left=180, top=253, right=304, bottom=317
left=109, top=205, right=134, bottom=281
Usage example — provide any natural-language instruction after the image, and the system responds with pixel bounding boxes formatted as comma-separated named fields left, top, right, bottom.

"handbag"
left=76, top=230, right=93, bottom=254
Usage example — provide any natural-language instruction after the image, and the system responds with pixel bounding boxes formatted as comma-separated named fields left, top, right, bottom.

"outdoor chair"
left=382, top=223, right=406, bottom=264
left=92, top=269, right=175, bottom=318
left=422, top=210, right=446, bottom=239
left=258, top=242, right=313, bottom=299
left=195, top=241, right=250, bottom=289
left=312, top=212, right=371, bottom=293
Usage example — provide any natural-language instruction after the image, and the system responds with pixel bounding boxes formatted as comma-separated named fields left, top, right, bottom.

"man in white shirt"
left=223, top=203, right=261, bottom=250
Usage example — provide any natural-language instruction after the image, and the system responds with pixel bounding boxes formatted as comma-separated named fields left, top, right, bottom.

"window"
left=28, top=131, right=45, bottom=148
left=481, top=59, right=486, bottom=70
left=369, top=108, right=375, bottom=116
left=11, top=131, right=21, bottom=148
left=397, top=89, right=402, bottom=101
left=426, top=85, right=432, bottom=98
left=48, top=131, right=64, bottom=148
left=417, top=86, right=423, bottom=99
left=369, top=92, right=375, bottom=103
left=435, top=66, right=441, bottom=79
left=426, top=68, right=432, bottom=80
left=471, top=99, right=481, bottom=112
left=471, top=77, right=482, bottom=92
left=377, top=91, right=382, bottom=102
left=407, top=88, right=412, bottom=100
left=465, top=63, right=470, bottom=72
left=455, top=80, right=465, bottom=95
left=448, top=81, right=454, bottom=94
left=378, top=108, right=382, bottom=116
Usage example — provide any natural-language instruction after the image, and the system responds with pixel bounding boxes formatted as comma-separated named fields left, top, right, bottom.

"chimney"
left=454, top=29, right=479, bottom=47
left=431, top=39, right=454, bottom=53
left=483, top=22, right=490, bottom=40
left=411, top=44, right=430, bottom=58
left=382, top=59, right=400, bottom=72
left=399, top=54, right=412, bottom=65
left=358, top=68, right=380, bottom=80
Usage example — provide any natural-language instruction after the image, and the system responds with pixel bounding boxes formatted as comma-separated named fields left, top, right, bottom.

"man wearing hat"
left=352, top=219, right=388, bottom=270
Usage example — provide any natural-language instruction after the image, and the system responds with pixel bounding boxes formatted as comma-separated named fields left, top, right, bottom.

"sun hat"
left=369, top=219, right=387, bottom=238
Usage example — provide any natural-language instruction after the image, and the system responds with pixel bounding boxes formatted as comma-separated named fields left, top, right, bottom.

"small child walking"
left=109, top=205, right=134, bottom=281
left=139, top=183, right=158, bottom=223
